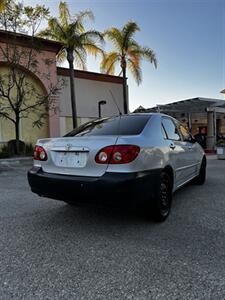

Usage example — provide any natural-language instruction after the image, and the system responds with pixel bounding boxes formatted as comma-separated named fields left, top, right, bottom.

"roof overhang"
left=57, top=67, right=124, bottom=84
left=206, top=107, right=225, bottom=113
left=152, top=97, right=225, bottom=113
left=0, top=30, right=63, bottom=54
left=147, top=97, right=225, bottom=114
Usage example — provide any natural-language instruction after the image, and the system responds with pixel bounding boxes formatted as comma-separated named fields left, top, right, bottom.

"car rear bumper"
left=27, top=167, right=162, bottom=205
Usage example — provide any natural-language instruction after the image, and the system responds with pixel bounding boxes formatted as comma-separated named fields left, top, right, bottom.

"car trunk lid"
left=37, top=136, right=118, bottom=177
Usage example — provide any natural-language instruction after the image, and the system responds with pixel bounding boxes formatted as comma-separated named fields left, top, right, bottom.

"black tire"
left=151, top=172, right=172, bottom=222
left=194, top=157, right=206, bottom=185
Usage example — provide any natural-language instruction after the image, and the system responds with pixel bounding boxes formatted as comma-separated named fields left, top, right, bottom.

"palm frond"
left=104, top=20, right=157, bottom=85
left=38, top=2, right=109, bottom=75
left=128, top=52, right=141, bottom=68
left=37, top=28, right=54, bottom=39
left=139, top=47, right=157, bottom=69
left=126, top=38, right=140, bottom=50
left=127, top=58, right=142, bottom=85
left=80, top=30, right=104, bottom=44
left=83, top=43, right=104, bottom=58
left=56, top=48, right=67, bottom=65
left=66, top=23, right=81, bottom=45
left=73, top=10, right=94, bottom=33
left=37, top=17, right=64, bottom=41
left=104, top=28, right=123, bottom=51
left=100, top=52, right=120, bottom=75
left=73, top=48, right=87, bottom=70
left=59, top=1, right=70, bottom=27
left=122, top=21, right=140, bottom=50
left=75, top=10, right=94, bottom=22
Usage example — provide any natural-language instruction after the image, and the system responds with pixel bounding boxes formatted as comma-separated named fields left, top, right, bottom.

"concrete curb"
left=0, top=156, right=32, bottom=166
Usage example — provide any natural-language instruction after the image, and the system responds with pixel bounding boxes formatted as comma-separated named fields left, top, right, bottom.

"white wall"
left=58, top=76, right=124, bottom=118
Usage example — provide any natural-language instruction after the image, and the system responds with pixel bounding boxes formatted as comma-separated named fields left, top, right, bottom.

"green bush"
left=0, top=142, right=34, bottom=158
left=8, top=140, right=25, bottom=155
left=25, top=143, right=34, bottom=155
left=0, top=144, right=10, bottom=158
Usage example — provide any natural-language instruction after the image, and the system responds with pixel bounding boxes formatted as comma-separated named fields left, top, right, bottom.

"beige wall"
left=58, top=76, right=124, bottom=118
left=0, top=39, right=60, bottom=138
left=0, top=117, right=48, bottom=145
left=58, top=75, right=124, bottom=136
left=0, top=66, right=49, bottom=145
left=0, top=66, right=125, bottom=141
left=59, top=116, right=95, bottom=136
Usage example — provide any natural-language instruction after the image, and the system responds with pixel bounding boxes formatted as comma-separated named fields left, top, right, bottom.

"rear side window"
left=65, top=115, right=150, bottom=137
left=162, top=118, right=181, bottom=141
left=178, top=124, right=190, bottom=141
left=161, top=125, right=167, bottom=139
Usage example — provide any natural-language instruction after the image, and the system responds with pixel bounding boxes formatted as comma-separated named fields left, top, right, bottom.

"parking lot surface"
left=0, top=156, right=225, bottom=299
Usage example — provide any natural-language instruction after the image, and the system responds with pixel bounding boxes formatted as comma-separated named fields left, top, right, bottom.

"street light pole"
left=98, top=100, right=106, bottom=118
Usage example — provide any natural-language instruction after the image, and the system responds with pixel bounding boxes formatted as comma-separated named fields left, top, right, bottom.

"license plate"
left=55, top=152, right=87, bottom=168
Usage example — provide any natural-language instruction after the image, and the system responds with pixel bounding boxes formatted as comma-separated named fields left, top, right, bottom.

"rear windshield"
left=65, top=115, right=150, bottom=137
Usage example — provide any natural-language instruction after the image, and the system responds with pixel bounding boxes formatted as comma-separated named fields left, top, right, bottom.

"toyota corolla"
left=28, top=113, right=206, bottom=222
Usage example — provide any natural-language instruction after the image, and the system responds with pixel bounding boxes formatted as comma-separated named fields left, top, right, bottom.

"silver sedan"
left=28, top=113, right=206, bottom=222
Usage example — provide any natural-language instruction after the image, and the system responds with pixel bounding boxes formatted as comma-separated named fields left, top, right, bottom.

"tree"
left=0, top=0, right=7, bottom=12
left=38, top=1, right=104, bottom=129
left=0, top=2, right=63, bottom=154
left=101, top=21, right=157, bottom=114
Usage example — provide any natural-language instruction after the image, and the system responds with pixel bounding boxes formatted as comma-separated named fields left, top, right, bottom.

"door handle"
left=170, top=143, right=176, bottom=150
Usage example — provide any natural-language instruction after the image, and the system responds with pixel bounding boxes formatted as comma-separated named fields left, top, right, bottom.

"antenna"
left=156, top=104, right=161, bottom=113
left=109, top=89, right=122, bottom=116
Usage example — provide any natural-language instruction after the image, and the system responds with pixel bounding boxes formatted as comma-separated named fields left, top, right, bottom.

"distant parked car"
left=28, top=113, right=206, bottom=222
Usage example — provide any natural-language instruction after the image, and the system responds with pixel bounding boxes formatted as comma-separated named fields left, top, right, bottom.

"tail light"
left=95, top=145, right=140, bottom=164
left=33, top=145, right=48, bottom=161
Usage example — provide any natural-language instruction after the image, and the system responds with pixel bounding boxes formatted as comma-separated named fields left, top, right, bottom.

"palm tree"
left=101, top=21, right=157, bottom=114
left=38, top=1, right=104, bottom=128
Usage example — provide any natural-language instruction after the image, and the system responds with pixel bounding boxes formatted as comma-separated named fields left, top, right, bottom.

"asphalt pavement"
left=0, top=156, right=225, bottom=299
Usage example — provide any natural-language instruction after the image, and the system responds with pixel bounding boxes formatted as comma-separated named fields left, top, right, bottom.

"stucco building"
left=0, top=30, right=124, bottom=146
left=134, top=97, right=225, bottom=150
left=57, top=67, right=124, bottom=136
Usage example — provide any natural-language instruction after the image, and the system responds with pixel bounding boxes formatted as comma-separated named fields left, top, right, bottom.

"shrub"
left=25, top=143, right=34, bottom=155
left=0, top=144, right=10, bottom=158
left=8, top=140, right=25, bottom=155
left=0, top=142, right=34, bottom=158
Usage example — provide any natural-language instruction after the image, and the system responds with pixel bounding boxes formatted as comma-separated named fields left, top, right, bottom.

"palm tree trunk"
left=67, top=49, right=78, bottom=129
left=122, top=66, right=128, bottom=114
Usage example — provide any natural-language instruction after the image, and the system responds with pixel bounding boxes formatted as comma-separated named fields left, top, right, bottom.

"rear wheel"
left=151, top=172, right=172, bottom=222
left=194, top=157, right=206, bottom=185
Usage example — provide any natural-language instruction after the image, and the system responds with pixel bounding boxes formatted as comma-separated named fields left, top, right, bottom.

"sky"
left=24, top=0, right=225, bottom=111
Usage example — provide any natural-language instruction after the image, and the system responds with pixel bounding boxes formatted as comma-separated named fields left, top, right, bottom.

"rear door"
left=177, top=123, right=199, bottom=178
left=161, top=117, right=191, bottom=187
